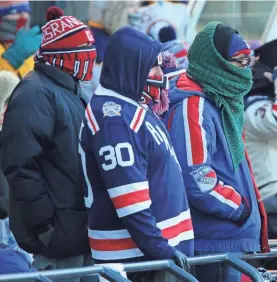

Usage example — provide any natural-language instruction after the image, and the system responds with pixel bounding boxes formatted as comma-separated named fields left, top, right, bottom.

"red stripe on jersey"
left=89, top=237, right=137, bottom=251
left=187, top=96, right=204, bottom=165
left=112, top=189, right=150, bottom=209
left=213, top=183, right=242, bottom=206
left=272, top=103, right=277, bottom=112
left=86, top=107, right=97, bottom=133
left=132, top=108, right=144, bottom=131
left=162, top=218, right=193, bottom=239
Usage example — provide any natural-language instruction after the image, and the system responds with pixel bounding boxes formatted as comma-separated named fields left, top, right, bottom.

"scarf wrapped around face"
left=187, top=22, right=253, bottom=170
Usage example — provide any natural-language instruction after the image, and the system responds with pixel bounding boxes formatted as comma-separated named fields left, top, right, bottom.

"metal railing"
left=1, top=250, right=274, bottom=282
left=0, top=265, right=128, bottom=282
left=121, top=260, right=198, bottom=282
left=269, top=240, right=277, bottom=249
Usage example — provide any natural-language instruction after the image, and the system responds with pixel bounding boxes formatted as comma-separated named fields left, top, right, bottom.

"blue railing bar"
left=269, top=240, right=277, bottom=248
left=0, top=265, right=129, bottom=282
left=226, top=254, right=264, bottom=282
left=187, top=254, right=263, bottom=282
left=240, top=248, right=277, bottom=260
left=123, top=260, right=198, bottom=282
left=188, top=253, right=227, bottom=266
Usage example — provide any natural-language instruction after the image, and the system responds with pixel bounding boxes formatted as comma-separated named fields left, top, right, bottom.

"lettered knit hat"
left=41, top=6, right=94, bottom=50
left=35, top=6, right=97, bottom=82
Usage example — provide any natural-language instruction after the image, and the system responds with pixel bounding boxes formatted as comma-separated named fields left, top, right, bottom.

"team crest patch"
left=102, top=102, right=122, bottom=117
left=190, top=166, right=217, bottom=193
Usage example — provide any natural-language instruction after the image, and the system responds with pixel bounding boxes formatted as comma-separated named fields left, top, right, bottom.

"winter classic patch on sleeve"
left=190, top=166, right=217, bottom=193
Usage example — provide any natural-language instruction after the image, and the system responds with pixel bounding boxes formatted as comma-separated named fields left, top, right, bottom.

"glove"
left=264, top=66, right=277, bottom=97
left=258, top=268, right=277, bottom=282
left=172, top=250, right=190, bottom=272
left=2, top=26, right=42, bottom=69
left=232, top=197, right=250, bottom=226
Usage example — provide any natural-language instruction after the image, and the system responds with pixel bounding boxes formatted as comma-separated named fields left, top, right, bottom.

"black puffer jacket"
left=1, top=63, right=90, bottom=258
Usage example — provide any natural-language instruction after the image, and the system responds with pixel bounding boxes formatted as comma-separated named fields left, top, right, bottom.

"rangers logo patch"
left=190, top=166, right=217, bottom=193
left=102, top=102, right=122, bottom=117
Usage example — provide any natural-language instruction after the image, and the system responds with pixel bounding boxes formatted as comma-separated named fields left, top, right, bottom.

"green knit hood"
left=187, top=21, right=253, bottom=170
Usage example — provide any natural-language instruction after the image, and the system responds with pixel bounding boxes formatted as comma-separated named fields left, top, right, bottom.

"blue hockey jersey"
left=79, top=27, right=194, bottom=263
left=163, top=72, right=261, bottom=252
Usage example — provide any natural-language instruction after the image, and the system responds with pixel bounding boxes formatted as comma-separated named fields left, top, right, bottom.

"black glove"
left=258, top=268, right=277, bottom=282
left=172, top=250, right=190, bottom=272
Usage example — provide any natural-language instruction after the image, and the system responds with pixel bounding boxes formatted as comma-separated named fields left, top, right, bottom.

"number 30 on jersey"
left=99, top=142, right=134, bottom=171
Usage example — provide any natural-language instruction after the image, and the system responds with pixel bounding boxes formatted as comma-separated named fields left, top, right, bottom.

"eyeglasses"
left=230, top=56, right=254, bottom=67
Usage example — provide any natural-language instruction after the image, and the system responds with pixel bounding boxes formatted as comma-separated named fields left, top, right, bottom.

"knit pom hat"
left=36, top=7, right=97, bottom=82
left=41, top=6, right=94, bottom=50
left=228, top=33, right=251, bottom=58
left=0, top=1, right=30, bottom=17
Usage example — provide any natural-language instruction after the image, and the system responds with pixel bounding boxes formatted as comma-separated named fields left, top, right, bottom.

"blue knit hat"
left=228, top=33, right=251, bottom=58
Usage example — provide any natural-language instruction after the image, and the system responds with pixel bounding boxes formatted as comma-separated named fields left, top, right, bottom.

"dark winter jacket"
left=1, top=63, right=90, bottom=258
left=0, top=166, right=8, bottom=219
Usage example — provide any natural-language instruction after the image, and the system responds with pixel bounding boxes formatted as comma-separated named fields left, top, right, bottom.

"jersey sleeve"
left=80, top=104, right=176, bottom=259
left=244, top=99, right=277, bottom=139
left=170, top=96, right=249, bottom=224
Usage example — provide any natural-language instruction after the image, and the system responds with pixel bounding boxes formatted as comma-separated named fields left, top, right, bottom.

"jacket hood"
left=100, top=27, right=162, bottom=101
left=169, top=72, right=204, bottom=105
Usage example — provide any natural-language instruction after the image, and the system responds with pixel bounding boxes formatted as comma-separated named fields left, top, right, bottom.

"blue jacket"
left=79, top=27, right=194, bottom=263
left=0, top=244, right=33, bottom=274
left=163, top=72, right=261, bottom=252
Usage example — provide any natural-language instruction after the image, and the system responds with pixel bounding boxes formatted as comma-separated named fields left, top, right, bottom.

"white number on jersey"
left=99, top=142, right=135, bottom=171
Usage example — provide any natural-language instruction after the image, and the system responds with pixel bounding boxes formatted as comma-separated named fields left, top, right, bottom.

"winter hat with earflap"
left=35, top=6, right=97, bottom=82
left=187, top=22, right=252, bottom=170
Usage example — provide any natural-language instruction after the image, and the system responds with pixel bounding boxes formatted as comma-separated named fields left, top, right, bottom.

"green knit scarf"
left=187, top=22, right=253, bottom=170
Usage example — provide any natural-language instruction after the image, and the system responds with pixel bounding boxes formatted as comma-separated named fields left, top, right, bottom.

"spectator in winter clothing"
left=244, top=40, right=277, bottom=269
left=1, top=6, right=97, bottom=281
left=79, top=26, right=194, bottom=282
left=0, top=1, right=42, bottom=78
left=149, top=23, right=189, bottom=71
left=80, top=1, right=140, bottom=100
left=163, top=22, right=269, bottom=282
